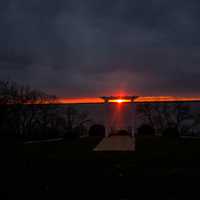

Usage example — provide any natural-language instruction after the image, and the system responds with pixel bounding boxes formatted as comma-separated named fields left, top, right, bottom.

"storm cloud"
left=0, top=0, right=200, bottom=97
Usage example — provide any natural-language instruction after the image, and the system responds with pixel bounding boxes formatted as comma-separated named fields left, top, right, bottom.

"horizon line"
left=56, top=96, right=200, bottom=104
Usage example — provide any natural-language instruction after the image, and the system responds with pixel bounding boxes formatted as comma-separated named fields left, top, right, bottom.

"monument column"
left=101, top=97, right=110, bottom=137
left=101, top=96, right=139, bottom=137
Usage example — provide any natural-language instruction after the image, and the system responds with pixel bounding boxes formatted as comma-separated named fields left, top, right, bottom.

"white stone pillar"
left=104, top=101, right=110, bottom=137
left=132, top=102, right=137, bottom=137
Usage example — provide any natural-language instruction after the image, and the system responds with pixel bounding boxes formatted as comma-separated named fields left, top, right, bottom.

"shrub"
left=89, top=124, right=105, bottom=137
left=117, top=129, right=131, bottom=136
left=162, top=127, right=179, bottom=138
left=137, top=124, right=155, bottom=136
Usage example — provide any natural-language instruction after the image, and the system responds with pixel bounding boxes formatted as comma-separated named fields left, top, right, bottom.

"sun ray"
left=109, top=99, right=131, bottom=103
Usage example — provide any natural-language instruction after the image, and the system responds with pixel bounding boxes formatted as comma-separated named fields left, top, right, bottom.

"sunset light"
left=55, top=96, right=200, bottom=104
left=109, top=99, right=131, bottom=103
left=4, top=0, right=200, bottom=190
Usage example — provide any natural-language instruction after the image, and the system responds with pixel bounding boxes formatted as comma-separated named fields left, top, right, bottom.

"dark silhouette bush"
left=64, top=130, right=79, bottom=140
left=89, top=124, right=105, bottom=137
left=74, top=125, right=87, bottom=137
left=117, top=129, right=131, bottom=136
left=64, top=125, right=87, bottom=140
left=137, top=124, right=155, bottom=136
left=162, top=127, right=179, bottom=138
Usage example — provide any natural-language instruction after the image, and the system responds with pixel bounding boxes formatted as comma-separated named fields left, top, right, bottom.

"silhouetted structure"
left=101, top=96, right=139, bottom=137
left=101, top=96, right=139, bottom=103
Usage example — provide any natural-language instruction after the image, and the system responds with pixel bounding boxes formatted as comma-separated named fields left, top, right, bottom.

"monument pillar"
left=101, top=96, right=139, bottom=137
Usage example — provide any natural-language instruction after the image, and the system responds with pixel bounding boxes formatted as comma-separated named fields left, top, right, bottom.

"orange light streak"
left=57, top=98, right=103, bottom=104
left=56, top=96, right=200, bottom=104
left=109, top=99, right=131, bottom=103
left=3, top=96, right=200, bottom=105
left=136, top=96, right=200, bottom=102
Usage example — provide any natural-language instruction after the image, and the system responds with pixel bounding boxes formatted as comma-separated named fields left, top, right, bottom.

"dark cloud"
left=0, top=0, right=200, bottom=97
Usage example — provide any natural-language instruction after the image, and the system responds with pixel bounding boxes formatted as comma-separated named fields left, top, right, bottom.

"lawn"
left=3, top=135, right=200, bottom=199
left=20, top=135, right=200, bottom=179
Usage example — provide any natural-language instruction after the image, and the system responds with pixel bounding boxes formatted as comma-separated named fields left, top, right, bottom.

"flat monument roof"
left=100, top=96, right=139, bottom=100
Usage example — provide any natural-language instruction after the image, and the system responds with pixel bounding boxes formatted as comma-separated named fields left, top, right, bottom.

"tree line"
left=136, top=102, right=200, bottom=137
left=0, top=80, right=91, bottom=142
left=1, top=80, right=200, bottom=141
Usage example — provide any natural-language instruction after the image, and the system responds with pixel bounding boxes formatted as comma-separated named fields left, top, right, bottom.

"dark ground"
left=2, top=136, right=200, bottom=199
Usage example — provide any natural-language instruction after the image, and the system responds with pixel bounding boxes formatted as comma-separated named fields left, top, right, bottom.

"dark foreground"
left=2, top=136, right=200, bottom=199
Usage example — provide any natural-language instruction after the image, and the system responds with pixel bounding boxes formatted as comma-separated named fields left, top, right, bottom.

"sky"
left=0, top=0, right=200, bottom=98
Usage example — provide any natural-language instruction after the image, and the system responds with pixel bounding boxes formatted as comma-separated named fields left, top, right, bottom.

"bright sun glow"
left=116, top=99, right=124, bottom=103
left=109, top=99, right=131, bottom=103
left=44, top=96, right=200, bottom=104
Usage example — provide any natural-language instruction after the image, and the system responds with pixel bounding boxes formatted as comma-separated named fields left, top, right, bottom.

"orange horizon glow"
left=57, top=98, right=103, bottom=104
left=55, top=96, right=200, bottom=104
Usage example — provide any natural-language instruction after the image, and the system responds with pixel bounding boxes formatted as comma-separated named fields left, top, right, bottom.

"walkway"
left=94, top=135, right=135, bottom=151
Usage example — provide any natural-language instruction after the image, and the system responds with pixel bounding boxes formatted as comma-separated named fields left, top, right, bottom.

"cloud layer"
left=0, top=0, right=200, bottom=97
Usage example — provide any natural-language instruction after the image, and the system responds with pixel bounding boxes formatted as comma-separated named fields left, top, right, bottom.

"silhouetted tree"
left=0, top=80, right=57, bottom=141
left=136, top=103, right=155, bottom=129
left=137, top=102, right=197, bottom=137
left=162, top=123, right=179, bottom=138
left=117, top=129, right=131, bottom=136
left=0, top=80, right=56, bottom=105
left=0, top=80, right=94, bottom=142
left=63, top=106, right=91, bottom=139
left=137, top=124, right=155, bottom=136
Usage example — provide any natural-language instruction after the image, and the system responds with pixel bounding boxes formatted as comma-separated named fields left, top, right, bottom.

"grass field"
left=3, top=135, right=200, bottom=199
left=17, top=137, right=200, bottom=175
